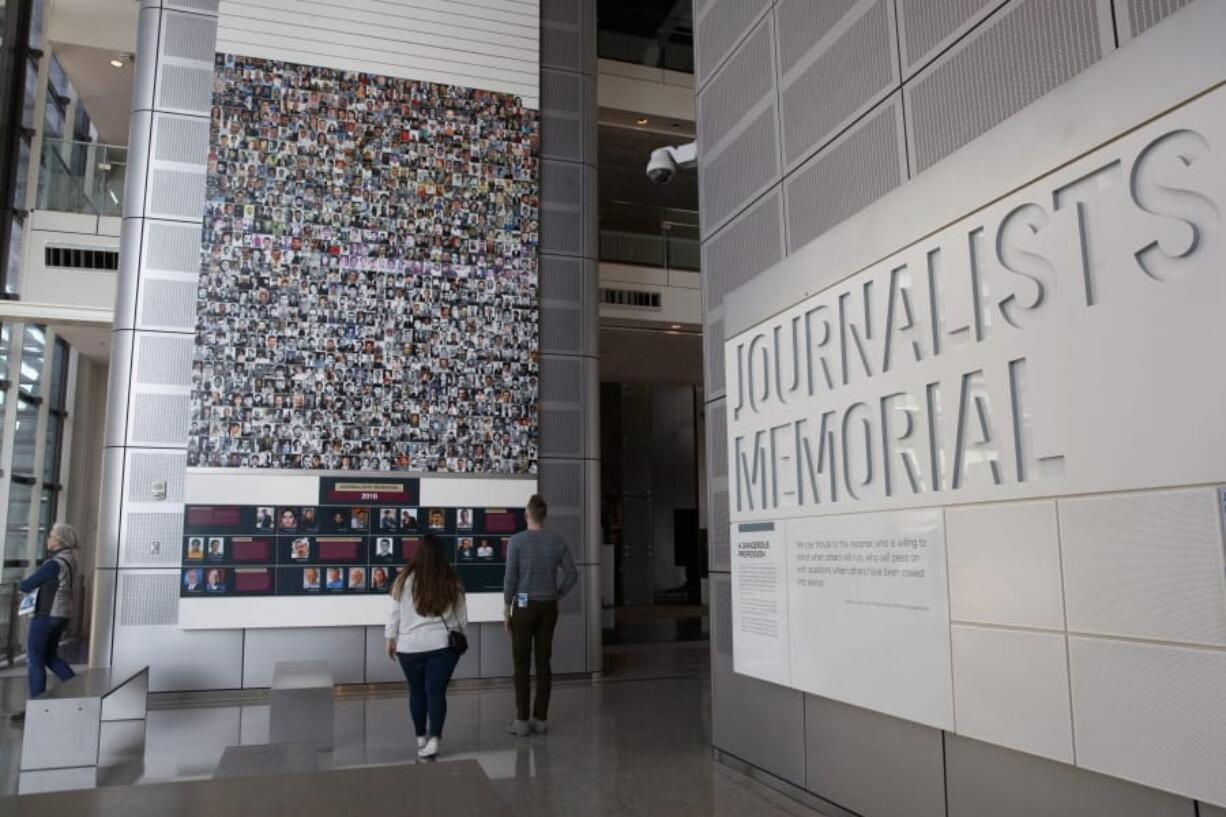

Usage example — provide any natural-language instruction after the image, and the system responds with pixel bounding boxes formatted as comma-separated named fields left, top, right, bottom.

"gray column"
left=536, top=0, right=601, bottom=675
left=92, top=0, right=242, bottom=691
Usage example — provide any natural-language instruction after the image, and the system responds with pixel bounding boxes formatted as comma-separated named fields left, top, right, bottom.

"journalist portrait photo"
left=278, top=508, right=298, bottom=531
left=291, top=538, right=311, bottom=560
left=207, top=538, right=225, bottom=559
left=427, top=508, right=446, bottom=531
left=371, top=566, right=389, bottom=591
left=457, top=508, right=474, bottom=530
left=400, top=508, right=418, bottom=530
left=303, top=567, right=321, bottom=590
left=379, top=508, right=398, bottom=532
left=325, top=567, right=344, bottom=590
left=206, top=569, right=226, bottom=592
left=255, top=507, right=275, bottom=531
left=187, top=538, right=205, bottom=560
left=183, top=569, right=203, bottom=592
left=189, top=54, right=542, bottom=476
left=375, top=537, right=394, bottom=558
left=348, top=568, right=366, bottom=590
left=457, top=538, right=474, bottom=561
left=300, top=507, right=319, bottom=531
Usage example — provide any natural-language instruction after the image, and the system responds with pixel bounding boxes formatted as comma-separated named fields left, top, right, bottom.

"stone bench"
left=19, top=666, right=149, bottom=794
left=268, top=660, right=334, bottom=751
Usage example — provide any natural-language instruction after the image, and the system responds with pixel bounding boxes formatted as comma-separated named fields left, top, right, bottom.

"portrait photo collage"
left=190, top=53, right=541, bottom=475
left=180, top=502, right=525, bottom=598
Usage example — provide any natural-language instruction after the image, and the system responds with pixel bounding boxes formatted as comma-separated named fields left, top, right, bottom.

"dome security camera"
left=645, top=142, right=697, bottom=185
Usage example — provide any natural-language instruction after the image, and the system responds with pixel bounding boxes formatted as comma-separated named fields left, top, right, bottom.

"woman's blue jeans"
left=28, top=616, right=74, bottom=698
left=397, top=647, right=460, bottom=739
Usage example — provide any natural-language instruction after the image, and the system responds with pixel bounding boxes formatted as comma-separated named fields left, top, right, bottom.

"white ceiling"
left=53, top=43, right=135, bottom=145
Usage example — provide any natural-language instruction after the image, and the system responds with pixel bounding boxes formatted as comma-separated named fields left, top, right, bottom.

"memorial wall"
left=724, top=80, right=1226, bottom=806
left=182, top=7, right=541, bottom=627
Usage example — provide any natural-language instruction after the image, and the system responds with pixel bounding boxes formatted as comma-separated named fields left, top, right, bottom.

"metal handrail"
left=37, top=137, right=128, bottom=217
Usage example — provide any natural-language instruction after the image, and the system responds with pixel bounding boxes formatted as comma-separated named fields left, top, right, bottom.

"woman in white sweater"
left=386, top=532, right=468, bottom=759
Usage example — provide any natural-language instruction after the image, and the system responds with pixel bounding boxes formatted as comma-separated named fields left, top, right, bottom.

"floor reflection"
left=1, top=642, right=826, bottom=816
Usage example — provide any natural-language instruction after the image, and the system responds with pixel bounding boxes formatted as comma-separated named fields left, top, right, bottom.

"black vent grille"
left=44, top=246, right=120, bottom=271
left=600, top=287, right=662, bottom=309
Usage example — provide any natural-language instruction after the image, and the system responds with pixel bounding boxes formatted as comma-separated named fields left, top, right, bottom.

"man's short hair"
left=527, top=494, right=547, bottom=523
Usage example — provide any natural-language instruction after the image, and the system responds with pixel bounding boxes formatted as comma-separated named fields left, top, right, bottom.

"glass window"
left=0, top=323, right=11, bottom=381
left=38, top=487, right=56, bottom=543
left=12, top=136, right=30, bottom=208
left=20, top=56, right=37, bottom=130
left=48, top=337, right=67, bottom=409
left=42, top=412, right=61, bottom=483
left=4, top=218, right=22, bottom=295
left=19, top=324, right=45, bottom=395
left=11, top=396, right=38, bottom=475
left=27, top=0, right=44, bottom=51
left=5, top=480, right=32, bottom=558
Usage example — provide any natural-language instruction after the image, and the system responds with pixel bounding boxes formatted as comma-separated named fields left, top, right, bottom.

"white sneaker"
left=418, top=736, right=439, bottom=759
left=416, top=736, right=428, bottom=751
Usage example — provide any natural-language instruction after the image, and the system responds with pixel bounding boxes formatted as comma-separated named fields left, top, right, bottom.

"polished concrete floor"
left=0, top=641, right=829, bottom=817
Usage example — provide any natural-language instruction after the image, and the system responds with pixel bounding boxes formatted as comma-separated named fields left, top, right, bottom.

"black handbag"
left=444, top=611, right=468, bottom=656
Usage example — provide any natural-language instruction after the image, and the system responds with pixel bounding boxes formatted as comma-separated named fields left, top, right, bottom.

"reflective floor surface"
left=0, top=641, right=829, bottom=816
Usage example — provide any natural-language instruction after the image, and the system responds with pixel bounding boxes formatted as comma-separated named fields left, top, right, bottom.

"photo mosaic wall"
left=190, top=54, right=541, bottom=474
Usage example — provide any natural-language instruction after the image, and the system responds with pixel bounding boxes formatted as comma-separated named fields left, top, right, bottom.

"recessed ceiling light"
left=636, top=117, right=648, bottom=125
left=669, top=323, right=682, bottom=330
left=109, top=58, right=125, bottom=68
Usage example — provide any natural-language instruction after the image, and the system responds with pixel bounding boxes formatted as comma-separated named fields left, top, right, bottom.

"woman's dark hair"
left=392, top=532, right=461, bottom=617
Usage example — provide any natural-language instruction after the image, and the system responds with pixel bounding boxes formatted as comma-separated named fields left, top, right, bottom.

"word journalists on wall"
left=732, top=128, right=1218, bottom=511
left=192, top=54, right=540, bottom=474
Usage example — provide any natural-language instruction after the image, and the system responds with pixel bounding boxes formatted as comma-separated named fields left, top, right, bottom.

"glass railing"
left=600, top=203, right=700, bottom=272
left=37, top=137, right=127, bottom=217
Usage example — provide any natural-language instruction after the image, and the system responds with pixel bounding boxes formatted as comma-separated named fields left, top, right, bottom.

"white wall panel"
left=951, top=624, right=1074, bottom=763
left=216, top=0, right=540, bottom=108
left=241, top=626, right=367, bottom=687
left=947, top=500, right=1065, bottom=630
left=1070, top=636, right=1226, bottom=807
left=1060, top=488, right=1226, bottom=646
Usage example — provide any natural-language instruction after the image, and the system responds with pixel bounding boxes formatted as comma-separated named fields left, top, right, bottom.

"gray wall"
left=696, top=0, right=1207, bottom=815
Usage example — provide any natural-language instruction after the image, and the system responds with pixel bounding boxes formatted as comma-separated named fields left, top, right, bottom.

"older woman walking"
left=11, top=523, right=79, bottom=725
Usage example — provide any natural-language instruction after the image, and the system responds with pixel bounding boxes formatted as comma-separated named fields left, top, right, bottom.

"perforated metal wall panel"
left=785, top=94, right=906, bottom=252
left=774, top=0, right=858, bottom=76
left=125, top=451, right=186, bottom=503
left=779, top=0, right=898, bottom=169
left=541, top=159, right=585, bottom=255
left=162, top=11, right=218, bottom=62
left=709, top=483, right=731, bottom=571
left=540, top=256, right=587, bottom=354
left=145, top=221, right=202, bottom=272
left=130, top=393, right=191, bottom=445
left=714, top=577, right=733, bottom=655
left=700, top=104, right=780, bottom=234
left=706, top=401, right=728, bottom=480
left=541, top=458, right=584, bottom=509
left=139, top=279, right=198, bottom=331
left=120, top=511, right=185, bottom=567
left=167, top=0, right=220, bottom=12
left=152, top=115, right=210, bottom=163
left=704, top=313, right=726, bottom=396
left=1121, top=0, right=1194, bottom=39
left=541, top=1, right=582, bottom=71
left=698, top=18, right=775, bottom=154
left=135, top=335, right=193, bottom=386
left=695, top=0, right=772, bottom=87
left=119, top=572, right=180, bottom=626
left=148, top=169, right=207, bottom=220
left=541, top=69, right=584, bottom=161
left=157, top=64, right=214, bottom=114
left=897, top=0, right=1002, bottom=74
left=701, top=187, right=784, bottom=312
left=905, top=0, right=1110, bottom=173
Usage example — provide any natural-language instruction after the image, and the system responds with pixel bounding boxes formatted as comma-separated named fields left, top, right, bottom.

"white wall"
left=216, top=0, right=540, bottom=108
